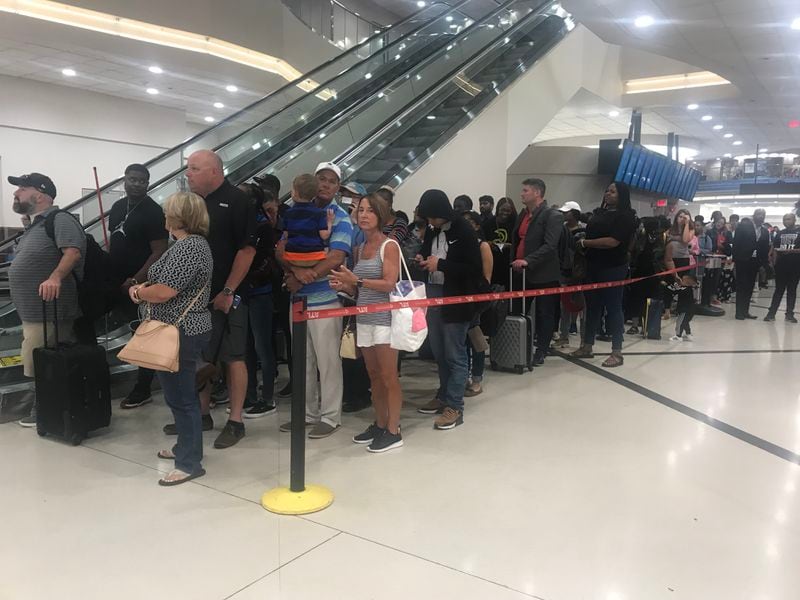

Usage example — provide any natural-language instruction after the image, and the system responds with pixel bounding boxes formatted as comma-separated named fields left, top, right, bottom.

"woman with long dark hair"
left=662, top=209, right=696, bottom=317
left=571, top=182, right=638, bottom=367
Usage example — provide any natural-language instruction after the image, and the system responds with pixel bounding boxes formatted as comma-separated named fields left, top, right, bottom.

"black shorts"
left=203, top=305, right=249, bottom=364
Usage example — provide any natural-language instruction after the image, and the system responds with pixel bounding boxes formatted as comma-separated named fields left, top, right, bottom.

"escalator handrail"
left=235, top=0, right=558, bottom=187
left=0, top=1, right=454, bottom=254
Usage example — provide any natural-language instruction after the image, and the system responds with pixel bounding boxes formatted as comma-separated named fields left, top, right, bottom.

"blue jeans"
left=246, top=293, right=276, bottom=404
left=157, top=330, right=210, bottom=475
left=583, top=264, right=628, bottom=351
left=426, top=302, right=470, bottom=412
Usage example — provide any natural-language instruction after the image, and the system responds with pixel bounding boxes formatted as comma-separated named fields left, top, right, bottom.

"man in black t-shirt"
left=765, top=213, right=800, bottom=323
left=184, top=150, right=256, bottom=450
left=108, top=164, right=168, bottom=409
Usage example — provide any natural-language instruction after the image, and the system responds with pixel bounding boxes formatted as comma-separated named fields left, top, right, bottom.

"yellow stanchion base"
left=261, top=484, right=334, bottom=515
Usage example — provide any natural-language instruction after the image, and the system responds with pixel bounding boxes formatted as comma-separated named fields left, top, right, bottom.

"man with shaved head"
left=174, top=149, right=256, bottom=448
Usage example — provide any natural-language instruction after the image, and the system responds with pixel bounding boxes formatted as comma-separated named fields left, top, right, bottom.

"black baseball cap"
left=8, top=173, right=57, bottom=199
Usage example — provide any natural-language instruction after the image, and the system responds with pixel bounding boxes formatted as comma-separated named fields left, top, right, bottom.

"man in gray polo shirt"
left=7, top=173, right=85, bottom=427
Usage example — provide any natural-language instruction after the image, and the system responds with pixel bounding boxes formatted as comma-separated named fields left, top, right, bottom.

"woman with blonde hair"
left=128, top=192, right=214, bottom=485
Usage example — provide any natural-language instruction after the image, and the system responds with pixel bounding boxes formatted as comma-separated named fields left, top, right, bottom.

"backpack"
left=558, top=223, right=574, bottom=273
left=44, top=210, right=115, bottom=322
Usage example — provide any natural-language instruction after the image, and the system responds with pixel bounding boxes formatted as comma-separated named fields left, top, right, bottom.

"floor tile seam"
left=297, top=522, right=547, bottom=600
left=221, top=531, right=343, bottom=600
left=554, top=352, right=800, bottom=466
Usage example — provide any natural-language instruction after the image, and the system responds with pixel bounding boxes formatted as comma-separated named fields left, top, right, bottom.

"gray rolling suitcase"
left=490, top=269, right=535, bottom=374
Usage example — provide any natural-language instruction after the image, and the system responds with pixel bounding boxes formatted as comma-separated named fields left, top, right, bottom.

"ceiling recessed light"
left=701, top=115, right=713, bottom=121
left=724, top=153, right=732, bottom=158
left=609, top=110, right=620, bottom=117
left=213, top=102, right=224, bottom=108
left=427, top=115, right=436, bottom=120
left=446, top=15, right=453, bottom=22
left=364, top=72, right=372, bottom=79
left=148, top=65, right=163, bottom=74
left=61, top=68, right=76, bottom=77
left=792, top=17, right=800, bottom=30
left=732, top=140, right=743, bottom=146
left=417, top=1, right=426, bottom=7
left=634, top=15, right=655, bottom=28
left=724, top=133, right=734, bottom=138
left=713, top=124, right=723, bottom=130
left=146, top=87, right=159, bottom=95
left=225, top=85, right=238, bottom=93
left=204, top=116, right=215, bottom=123
left=687, top=103, right=699, bottom=110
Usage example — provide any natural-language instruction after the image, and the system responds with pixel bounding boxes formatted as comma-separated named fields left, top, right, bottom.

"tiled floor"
left=2, top=290, right=799, bottom=600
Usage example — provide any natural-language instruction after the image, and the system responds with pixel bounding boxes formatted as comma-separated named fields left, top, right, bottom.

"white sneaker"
left=682, top=334, right=693, bottom=341
left=669, top=335, right=683, bottom=342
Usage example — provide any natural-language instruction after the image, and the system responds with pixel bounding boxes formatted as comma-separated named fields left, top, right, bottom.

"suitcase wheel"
left=37, top=430, right=46, bottom=438
left=515, top=366, right=524, bottom=375
left=70, top=433, right=84, bottom=446
left=490, top=361, right=498, bottom=371
left=527, top=366, right=534, bottom=372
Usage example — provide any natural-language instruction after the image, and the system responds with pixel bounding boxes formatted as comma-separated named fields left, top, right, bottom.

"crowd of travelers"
left=7, top=153, right=798, bottom=484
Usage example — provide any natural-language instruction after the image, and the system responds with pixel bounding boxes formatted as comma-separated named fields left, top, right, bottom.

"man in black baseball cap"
left=8, top=173, right=57, bottom=204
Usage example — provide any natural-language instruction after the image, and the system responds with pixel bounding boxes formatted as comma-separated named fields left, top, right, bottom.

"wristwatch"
left=222, top=286, right=234, bottom=296
left=357, top=278, right=364, bottom=288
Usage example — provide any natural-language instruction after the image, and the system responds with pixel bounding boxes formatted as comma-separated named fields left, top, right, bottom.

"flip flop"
left=158, top=468, right=206, bottom=487
left=157, top=449, right=175, bottom=459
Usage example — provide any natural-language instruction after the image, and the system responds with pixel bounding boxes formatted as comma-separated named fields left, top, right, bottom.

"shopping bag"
left=382, top=240, right=428, bottom=352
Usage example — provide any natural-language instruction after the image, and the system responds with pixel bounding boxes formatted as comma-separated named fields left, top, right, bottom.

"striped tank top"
left=353, top=240, right=392, bottom=327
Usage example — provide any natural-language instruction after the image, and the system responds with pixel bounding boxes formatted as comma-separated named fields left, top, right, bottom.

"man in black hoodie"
left=415, top=190, right=483, bottom=430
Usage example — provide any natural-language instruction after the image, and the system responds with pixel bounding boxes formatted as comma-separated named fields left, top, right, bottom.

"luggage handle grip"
left=41, top=298, right=59, bottom=348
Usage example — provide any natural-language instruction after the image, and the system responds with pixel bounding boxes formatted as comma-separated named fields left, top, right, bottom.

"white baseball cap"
left=559, top=201, right=581, bottom=213
left=315, top=161, right=341, bottom=181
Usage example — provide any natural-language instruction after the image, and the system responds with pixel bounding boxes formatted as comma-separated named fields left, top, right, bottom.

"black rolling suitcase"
left=490, top=269, right=535, bottom=374
left=644, top=297, right=664, bottom=340
left=33, top=300, right=111, bottom=445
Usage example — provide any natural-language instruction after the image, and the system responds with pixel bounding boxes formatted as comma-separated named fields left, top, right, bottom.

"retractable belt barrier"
left=293, top=263, right=700, bottom=323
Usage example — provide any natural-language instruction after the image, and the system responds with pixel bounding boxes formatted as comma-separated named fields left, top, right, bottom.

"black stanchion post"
left=290, top=297, right=307, bottom=493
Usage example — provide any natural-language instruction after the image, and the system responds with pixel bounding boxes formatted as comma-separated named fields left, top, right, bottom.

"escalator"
left=0, top=0, right=573, bottom=400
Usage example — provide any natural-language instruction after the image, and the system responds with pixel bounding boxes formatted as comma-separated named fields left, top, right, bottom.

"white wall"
left=0, top=75, right=193, bottom=227
left=394, top=25, right=623, bottom=215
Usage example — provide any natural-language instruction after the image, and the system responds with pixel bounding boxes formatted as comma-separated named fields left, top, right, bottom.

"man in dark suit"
left=732, top=208, right=770, bottom=320
left=510, top=178, right=564, bottom=364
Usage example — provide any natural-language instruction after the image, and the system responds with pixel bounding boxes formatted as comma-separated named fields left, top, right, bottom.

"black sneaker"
left=164, top=414, right=213, bottom=435
left=211, top=380, right=229, bottom=405
left=764, top=314, right=776, bottom=322
left=533, top=352, right=545, bottom=366
left=353, top=422, right=383, bottom=444
left=788, top=315, right=798, bottom=324
left=120, top=385, right=152, bottom=409
left=277, top=382, right=292, bottom=398
left=244, top=402, right=277, bottom=419
left=367, top=429, right=403, bottom=453
left=214, top=420, right=245, bottom=449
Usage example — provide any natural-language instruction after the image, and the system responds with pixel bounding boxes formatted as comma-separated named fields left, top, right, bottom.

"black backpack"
left=44, top=210, right=115, bottom=322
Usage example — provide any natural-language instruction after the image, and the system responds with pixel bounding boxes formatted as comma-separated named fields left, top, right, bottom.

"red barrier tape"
left=293, top=264, right=700, bottom=322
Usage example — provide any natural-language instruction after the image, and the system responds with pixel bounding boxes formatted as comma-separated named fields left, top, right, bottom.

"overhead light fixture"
left=427, top=115, right=436, bottom=120
left=733, top=140, right=743, bottom=146
left=148, top=65, right=162, bottom=74
left=724, top=133, right=734, bottom=138
left=0, top=0, right=327, bottom=94
left=417, top=1, right=426, bottom=7
left=687, top=103, right=699, bottom=110
left=213, top=101, right=224, bottom=108
left=792, top=17, right=800, bottom=30
left=445, top=15, right=453, bottom=22
left=701, top=115, right=713, bottom=121
left=724, top=153, right=732, bottom=158
left=146, top=87, right=158, bottom=95
left=61, top=67, right=76, bottom=76
left=634, top=15, right=655, bottom=28
left=609, top=110, right=620, bottom=117
left=364, top=72, right=372, bottom=79
left=713, top=124, right=723, bottom=130
left=624, top=71, right=730, bottom=94
left=204, top=116, right=214, bottom=123
left=225, top=84, right=238, bottom=93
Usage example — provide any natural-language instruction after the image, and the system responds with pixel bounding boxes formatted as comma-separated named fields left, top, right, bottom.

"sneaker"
left=120, top=385, right=152, bottom=409
left=210, top=380, right=229, bottom=405
left=279, top=420, right=315, bottom=433
left=308, top=422, right=340, bottom=439
left=244, top=402, right=277, bottom=419
left=277, top=382, right=292, bottom=398
left=533, top=352, right=545, bottom=366
left=626, top=325, right=640, bottom=335
left=18, top=412, right=37, bottom=428
left=569, top=323, right=577, bottom=334
left=711, top=299, right=722, bottom=307
left=787, top=315, right=798, bottom=324
left=669, top=335, right=683, bottom=341
left=367, top=429, right=403, bottom=453
left=682, top=334, right=693, bottom=342
left=764, top=314, right=776, bottom=322
left=417, top=398, right=445, bottom=415
left=552, top=336, right=570, bottom=348
left=596, top=334, right=612, bottom=342
left=434, top=407, right=463, bottom=430
left=214, top=420, right=245, bottom=449
left=353, top=422, right=383, bottom=444
left=164, top=414, right=213, bottom=435
left=463, top=383, right=482, bottom=398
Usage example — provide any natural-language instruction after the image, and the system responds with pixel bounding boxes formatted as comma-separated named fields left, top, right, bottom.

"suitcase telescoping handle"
left=508, top=266, right=526, bottom=314
left=41, top=298, right=59, bottom=348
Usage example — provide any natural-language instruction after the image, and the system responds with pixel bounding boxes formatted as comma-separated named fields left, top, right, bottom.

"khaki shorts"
left=21, top=320, right=75, bottom=378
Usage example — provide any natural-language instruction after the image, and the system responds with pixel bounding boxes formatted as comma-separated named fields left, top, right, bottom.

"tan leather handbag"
left=117, top=286, right=206, bottom=373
